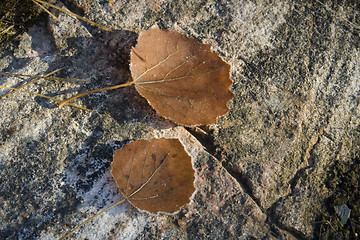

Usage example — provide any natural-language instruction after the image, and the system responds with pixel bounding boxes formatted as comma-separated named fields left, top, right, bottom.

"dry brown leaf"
left=60, top=138, right=195, bottom=238
left=58, top=25, right=233, bottom=125
left=130, top=25, right=234, bottom=126
left=111, top=138, right=195, bottom=214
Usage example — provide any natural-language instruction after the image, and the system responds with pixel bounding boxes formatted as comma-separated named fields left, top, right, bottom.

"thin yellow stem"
left=0, top=72, right=88, bottom=82
left=60, top=198, right=127, bottom=240
left=0, top=85, right=93, bottom=112
left=58, top=81, right=135, bottom=108
left=1, top=68, right=62, bottom=98
left=31, top=0, right=60, bottom=22
left=33, top=0, right=113, bottom=32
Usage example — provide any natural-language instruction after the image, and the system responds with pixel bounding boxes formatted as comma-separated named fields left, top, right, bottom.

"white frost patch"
left=0, top=110, right=52, bottom=163
left=58, top=168, right=150, bottom=239
left=69, top=209, right=149, bottom=240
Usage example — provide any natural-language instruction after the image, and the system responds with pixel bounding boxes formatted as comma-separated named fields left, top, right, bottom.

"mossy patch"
left=314, top=158, right=360, bottom=239
left=0, top=0, right=44, bottom=49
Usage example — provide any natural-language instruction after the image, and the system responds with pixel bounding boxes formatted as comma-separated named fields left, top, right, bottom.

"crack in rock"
left=184, top=127, right=305, bottom=239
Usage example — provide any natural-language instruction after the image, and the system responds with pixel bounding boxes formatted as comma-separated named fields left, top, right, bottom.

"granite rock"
left=1, top=0, right=359, bottom=239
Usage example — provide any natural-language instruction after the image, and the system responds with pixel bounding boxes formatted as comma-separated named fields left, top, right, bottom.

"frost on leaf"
left=111, top=138, right=195, bottom=214
left=130, top=25, right=234, bottom=126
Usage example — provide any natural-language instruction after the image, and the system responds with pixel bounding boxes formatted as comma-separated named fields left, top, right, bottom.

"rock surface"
left=1, top=0, right=359, bottom=239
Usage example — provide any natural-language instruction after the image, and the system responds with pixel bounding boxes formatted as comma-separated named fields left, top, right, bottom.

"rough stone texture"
left=0, top=0, right=359, bottom=239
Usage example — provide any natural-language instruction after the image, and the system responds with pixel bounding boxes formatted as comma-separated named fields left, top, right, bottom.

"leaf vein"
left=136, top=67, right=222, bottom=85
left=134, top=47, right=180, bottom=82
left=129, top=186, right=179, bottom=201
left=127, top=148, right=173, bottom=199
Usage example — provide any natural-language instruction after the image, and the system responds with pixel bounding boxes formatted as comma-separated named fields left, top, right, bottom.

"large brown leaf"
left=111, top=138, right=195, bottom=214
left=130, top=25, right=234, bottom=126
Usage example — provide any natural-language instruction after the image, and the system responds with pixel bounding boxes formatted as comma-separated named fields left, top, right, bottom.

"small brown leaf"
left=111, top=138, right=195, bottom=214
left=130, top=25, right=234, bottom=126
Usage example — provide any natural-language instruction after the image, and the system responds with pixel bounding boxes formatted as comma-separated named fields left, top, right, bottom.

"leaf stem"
left=60, top=198, right=127, bottom=240
left=58, top=81, right=135, bottom=108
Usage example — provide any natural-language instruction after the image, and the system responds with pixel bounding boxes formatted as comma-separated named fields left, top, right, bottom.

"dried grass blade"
left=33, top=0, right=113, bottom=32
left=1, top=68, right=62, bottom=98
left=0, top=72, right=88, bottom=82
left=0, top=25, right=15, bottom=35
left=31, top=0, right=60, bottom=22
left=0, top=85, right=93, bottom=112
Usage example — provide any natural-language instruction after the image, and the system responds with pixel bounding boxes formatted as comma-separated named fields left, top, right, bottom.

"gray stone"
left=1, top=0, right=359, bottom=239
left=334, top=204, right=351, bottom=225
